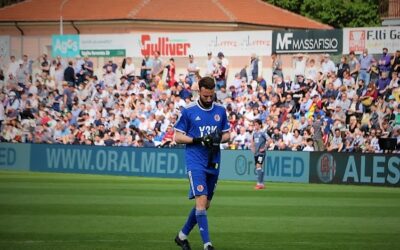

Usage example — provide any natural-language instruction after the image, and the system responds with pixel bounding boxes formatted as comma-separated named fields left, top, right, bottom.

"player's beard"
left=198, top=98, right=212, bottom=109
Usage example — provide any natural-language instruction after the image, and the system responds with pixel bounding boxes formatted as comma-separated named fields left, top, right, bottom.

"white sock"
left=204, top=242, right=212, bottom=249
left=178, top=231, right=187, bottom=240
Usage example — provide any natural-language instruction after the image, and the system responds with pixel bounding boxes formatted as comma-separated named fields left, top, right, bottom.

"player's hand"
left=210, top=129, right=222, bottom=147
left=193, top=135, right=213, bottom=147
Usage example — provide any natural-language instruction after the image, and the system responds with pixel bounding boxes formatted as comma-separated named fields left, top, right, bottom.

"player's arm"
left=250, top=136, right=255, bottom=153
left=220, top=131, right=230, bottom=144
left=174, top=131, right=195, bottom=144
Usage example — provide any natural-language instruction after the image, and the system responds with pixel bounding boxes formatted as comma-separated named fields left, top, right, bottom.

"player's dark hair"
left=198, top=76, right=215, bottom=90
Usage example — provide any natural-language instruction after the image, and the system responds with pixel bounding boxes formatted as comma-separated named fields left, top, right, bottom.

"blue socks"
left=181, top=208, right=211, bottom=245
left=195, top=209, right=210, bottom=244
left=181, top=207, right=197, bottom=236
left=256, top=168, right=264, bottom=184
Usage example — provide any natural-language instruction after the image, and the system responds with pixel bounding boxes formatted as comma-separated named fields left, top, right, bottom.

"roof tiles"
left=0, top=0, right=332, bottom=29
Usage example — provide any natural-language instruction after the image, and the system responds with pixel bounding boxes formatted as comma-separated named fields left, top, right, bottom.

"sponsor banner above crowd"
left=52, top=31, right=273, bottom=58
left=136, top=31, right=273, bottom=57
left=272, top=29, right=343, bottom=54
left=343, top=26, right=400, bottom=54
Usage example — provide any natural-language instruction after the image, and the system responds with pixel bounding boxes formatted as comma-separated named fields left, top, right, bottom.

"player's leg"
left=175, top=170, right=200, bottom=250
left=195, top=172, right=218, bottom=249
left=255, top=155, right=265, bottom=189
left=194, top=170, right=212, bottom=249
left=176, top=170, right=209, bottom=250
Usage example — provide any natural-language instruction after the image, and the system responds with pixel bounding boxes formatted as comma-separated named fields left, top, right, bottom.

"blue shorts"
left=187, top=169, right=218, bottom=200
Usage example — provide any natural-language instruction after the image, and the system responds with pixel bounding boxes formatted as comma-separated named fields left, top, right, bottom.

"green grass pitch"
left=0, top=171, right=399, bottom=250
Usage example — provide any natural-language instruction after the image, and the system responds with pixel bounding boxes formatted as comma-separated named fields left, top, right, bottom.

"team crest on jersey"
left=197, top=185, right=204, bottom=192
left=214, top=114, right=220, bottom=122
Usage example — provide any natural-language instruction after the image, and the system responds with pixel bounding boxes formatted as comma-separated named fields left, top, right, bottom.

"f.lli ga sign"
left=273, top=29, right=343, bottom=54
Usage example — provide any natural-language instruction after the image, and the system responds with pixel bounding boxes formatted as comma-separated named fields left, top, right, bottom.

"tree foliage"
left=265, top=0, right=381, bottom=28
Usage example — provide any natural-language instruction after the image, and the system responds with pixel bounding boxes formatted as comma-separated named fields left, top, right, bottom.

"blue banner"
left=52, top=35, right=80, bottom=58
left=220, top=150, right=310, bottom=183
left=0, top=143, right=30, bottom=171
left=30, top=144, right=186, bottom=178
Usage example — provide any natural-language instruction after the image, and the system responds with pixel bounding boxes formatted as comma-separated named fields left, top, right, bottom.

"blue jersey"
left=175, top=101, right=230, bottom=175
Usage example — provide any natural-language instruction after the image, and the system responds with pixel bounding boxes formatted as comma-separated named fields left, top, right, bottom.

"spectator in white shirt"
left=124, top=57, right=135, bottom=82
left=321, top=54, right=336, bottom=76
left=205, top=52, right=216, bottom=76
left=303, top=138, right=315, bottom=151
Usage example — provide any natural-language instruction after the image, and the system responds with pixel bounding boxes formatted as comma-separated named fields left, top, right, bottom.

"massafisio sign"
left=343, top=26, right=400, bottom=54
left=273, top=29, right=342, bottom=54
left=134, top=31, right=273, bottom=57
left=310, top=152, right=400, bottom=186
left=220, top=150, right=310, bottom=183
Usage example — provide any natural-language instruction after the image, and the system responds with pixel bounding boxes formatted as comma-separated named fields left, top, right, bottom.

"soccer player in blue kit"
left=174, top=76, right=230, bottom=250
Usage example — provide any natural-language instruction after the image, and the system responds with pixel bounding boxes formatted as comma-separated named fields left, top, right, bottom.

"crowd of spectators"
left=0, top=47, right=399, bottom=153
